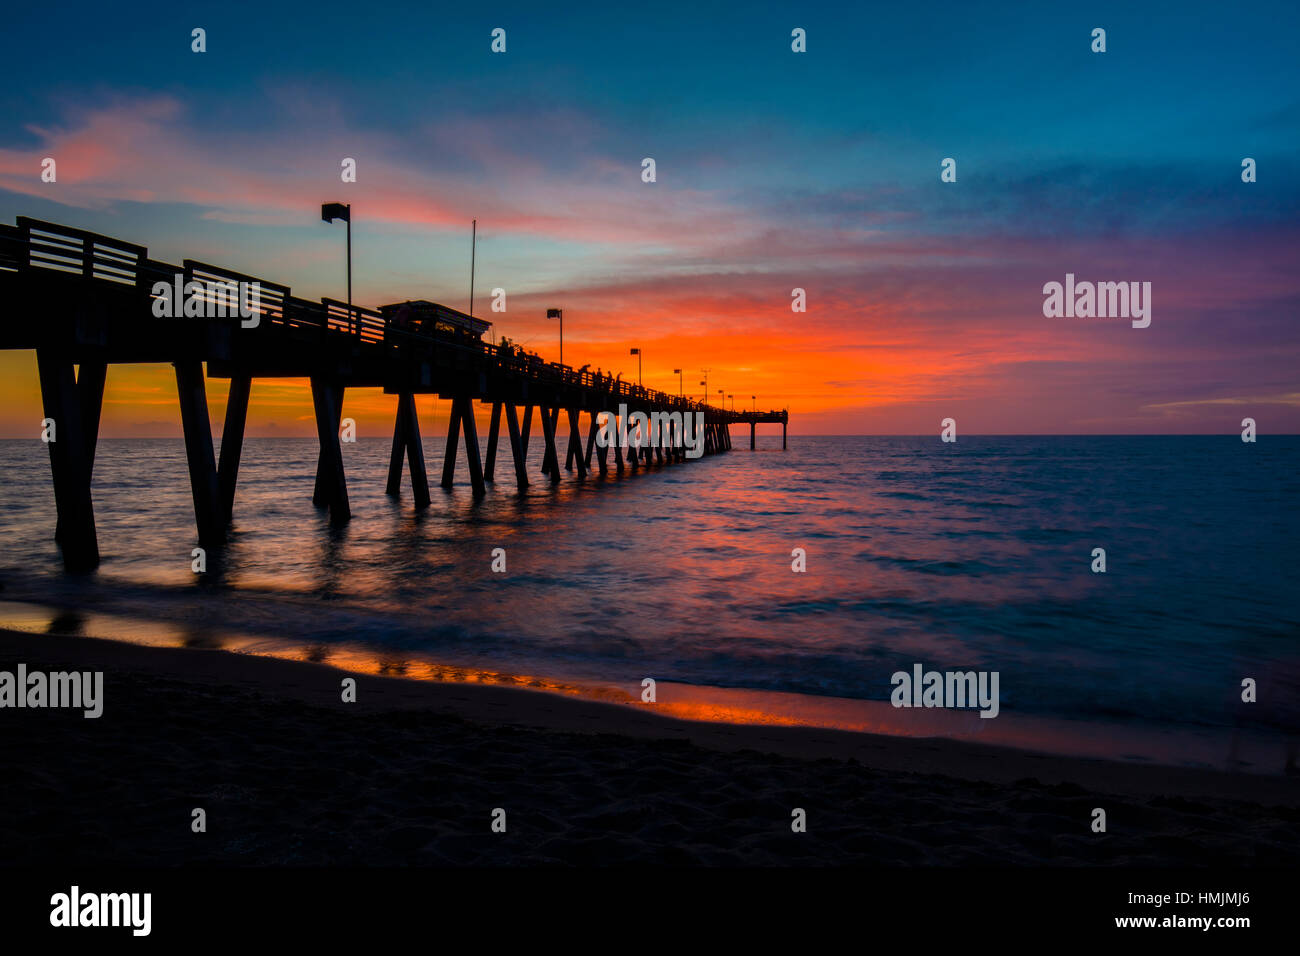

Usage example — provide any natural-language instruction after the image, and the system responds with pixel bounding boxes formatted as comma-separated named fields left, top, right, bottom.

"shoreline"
left=0, top=595, right=1290, bottom=780
left=2, top=625, right=1298, bottom=865
left=3, top=626, right=1296, bottom=806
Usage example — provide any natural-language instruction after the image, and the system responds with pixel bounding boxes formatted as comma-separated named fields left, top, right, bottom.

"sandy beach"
left=1, top=626, right=1296, bottom=867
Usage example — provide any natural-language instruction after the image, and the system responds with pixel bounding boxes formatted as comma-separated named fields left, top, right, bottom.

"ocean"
left=1, top=434, right=1296, bottom=771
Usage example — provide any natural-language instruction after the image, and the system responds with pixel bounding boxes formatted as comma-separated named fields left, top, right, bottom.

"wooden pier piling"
left=309, top=376, right=351, bottom=524
left=218, top=374, right=251, bottom=523
left=176, top=360, right=227, bottom=543
left=0, top=218, right=791, bottom=559
left=37, top=350, right=100, bottom=570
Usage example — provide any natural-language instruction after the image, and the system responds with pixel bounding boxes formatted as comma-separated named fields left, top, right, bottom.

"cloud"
left=1, top=91, right=1297, bottom=435
left=0, top=95, right=768, bottom=251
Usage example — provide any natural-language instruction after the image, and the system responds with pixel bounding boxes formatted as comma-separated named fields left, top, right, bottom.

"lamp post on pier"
left=630, top=347, right=642, bottom=386
left=547, top=308, right=563, bottom=365
left=320, top=202, right=352, bottom=332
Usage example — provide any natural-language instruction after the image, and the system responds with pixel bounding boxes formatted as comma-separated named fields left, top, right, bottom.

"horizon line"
left=1, top=432, right=1294, bottom=440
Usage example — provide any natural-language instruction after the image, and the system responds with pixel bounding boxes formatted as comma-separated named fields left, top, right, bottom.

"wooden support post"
left=520, top=404, right=534, bottom=461
left=388, top=392, right=431, bottom=507
left=550, top=406, right=562, bottom=472
left=176, top=361, right=227, bottom=543
left=595, top=417, right=609, bottom=475
left=504, top=403, right=529, bottom=492
left=309, top=376, right=350, bottom=524
left=484, top=401, right=502, bottom=482
left=441, top=396, right=463, bottom=489
left=312, top=383, right=345, bottom=505
left=404, top=393, right=431, bottom=508
left=37, top=351, right=99, bottom=570
left=614, top=415, right=625, bottom=473
left=783, top=421, right=787, bottom=450
left=218, top=374, right=251, bottom=523
left=386, top=395, right=408, bottom=497
left=78, top=361, right=106, bottom=480
left=460, top=396, right=487, bottom=498
left=539, top=407, right=553, bottom=474
left=539, top=405, right=561, bottom=482
left=568, top=408, right=588, bottom=478
left=585, top=414, right=599, bottom=470
left=51, top=360, right=106, bottom=543
left=750, top=421, right=756, bottom=450
left=540, top=407, right=561, bottom=477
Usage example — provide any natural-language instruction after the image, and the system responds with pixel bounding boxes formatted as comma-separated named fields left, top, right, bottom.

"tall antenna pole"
left=469, top=219, right=477, bottom=317
left=346, top=211, right=352, bottom=335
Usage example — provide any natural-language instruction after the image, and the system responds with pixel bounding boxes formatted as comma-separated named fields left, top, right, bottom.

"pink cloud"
left=0, top=95, right=767, bottom=251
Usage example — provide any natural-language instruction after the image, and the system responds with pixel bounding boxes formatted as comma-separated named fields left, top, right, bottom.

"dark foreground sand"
left=1, top=628, right=1297, bottom=866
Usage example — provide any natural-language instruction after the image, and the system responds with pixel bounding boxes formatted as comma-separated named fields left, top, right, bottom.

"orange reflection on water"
left=647, top=682, right=989, bottom=736
left=274, top=641, right=638, bottom=703
left=0, top=600, right=1286, bottom=772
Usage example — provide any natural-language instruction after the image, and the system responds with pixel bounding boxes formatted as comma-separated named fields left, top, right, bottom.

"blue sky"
left=1, top=0, right=1298, bottom=434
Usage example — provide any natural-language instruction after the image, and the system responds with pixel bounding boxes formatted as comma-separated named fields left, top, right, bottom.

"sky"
left=1, top=0, right=1297, bottom=436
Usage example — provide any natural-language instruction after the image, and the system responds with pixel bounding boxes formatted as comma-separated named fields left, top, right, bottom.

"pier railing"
left=0, top=217, right=787, bottom=422
left=1, top=215, right=791, bottom=571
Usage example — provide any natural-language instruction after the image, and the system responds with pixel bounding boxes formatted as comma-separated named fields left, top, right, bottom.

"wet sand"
left=1, top=627, right=1296, bottom=866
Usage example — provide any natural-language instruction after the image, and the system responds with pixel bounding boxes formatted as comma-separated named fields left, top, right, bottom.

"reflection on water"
left=0, top=599, right=1289, bottom=773
left=46, top=611, right=86, bottom=636
left=0, top=435, right=1296, bottom=772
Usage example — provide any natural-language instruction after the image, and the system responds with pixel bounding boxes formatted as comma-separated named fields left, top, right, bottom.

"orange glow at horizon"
left=1, top=283, right=1292, bottom=436
left=0, top=320, right=906, bottom=439
left=0, top=301, right=1113, bottom=439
